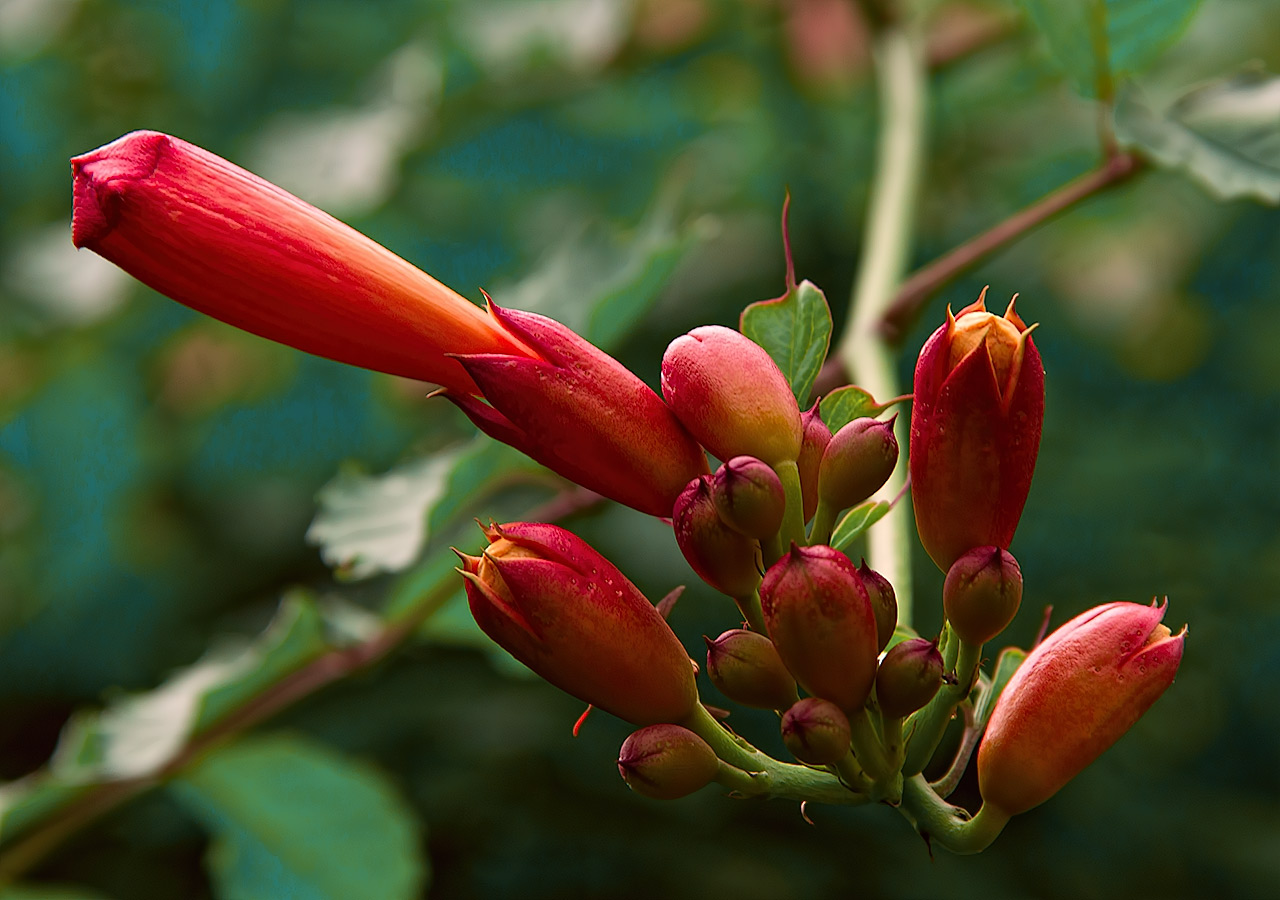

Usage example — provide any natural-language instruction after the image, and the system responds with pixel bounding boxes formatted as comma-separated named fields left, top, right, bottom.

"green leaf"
left=1114, top=72, right=1280, bottom=204
left=884, top=622, right=921, bottom=653
left=818, top=386, right=906, bottom=434
left=739, top=279, right=832, bottom=406
left=172, top=735, right=426, bottom=900
left=976, top=646, right=1029, bottom=724
left=829, top=500, right=892, bottom=553
left=1021, top=0, right=1203, bottom=98
left=307, top=440, right=545, bottom=580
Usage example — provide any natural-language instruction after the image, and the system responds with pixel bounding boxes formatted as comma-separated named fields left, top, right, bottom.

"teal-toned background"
left=2, top=0, right=1278, bottom=897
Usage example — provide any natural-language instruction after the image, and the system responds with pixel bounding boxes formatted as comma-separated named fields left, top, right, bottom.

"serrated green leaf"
left=739, top=279, right=832, bottom=406
left=172, top=735, right=426, bottom=900
left=1115, top=72, right=1280, bottom=204
left=818, top=386, right=906, bottom=434
left=830, top=500, right=892, bottom=552
left=1021, top=0, right=1203, bottom=98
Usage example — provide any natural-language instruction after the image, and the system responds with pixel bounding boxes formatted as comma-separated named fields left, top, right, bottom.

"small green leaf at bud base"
left=818, top=416, right=899, bottom=512
left=944, top=546, right=1023, bottom=646
left=859, top=560, right=898, bottom=653
left=797, top=402, right=832, bottom=522
left=875, top=638, right=945, bottom=719
left=705, top=629, right=797, bottom=710
left=712, top=456, right=786, bottom=540
left=673, top=475, right=762, bottom=599
left=618, top=725, right=720, bottom=800
left=781, top=698, right=852, bottom=765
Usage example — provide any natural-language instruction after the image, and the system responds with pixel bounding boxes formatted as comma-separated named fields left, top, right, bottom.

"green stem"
left=899, top=775, right=1010, bottom=854
left=808, top=500, right=839, bottom=547
left=901, top=637, right=981, bottom=776
left=847, top=707, right=893, bottom=783
left=835, top=19, right=927, bottom=629
left=734, top=588, right=768, bottom=635
left=774, top=460, right=807, bottom=551
left=684, top=705, right=870, bottom=806
left=882, top=714, right=906, bottom=772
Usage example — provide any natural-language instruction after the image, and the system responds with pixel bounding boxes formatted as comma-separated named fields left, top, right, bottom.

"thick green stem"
left=902, top=637, right=981, bottom=776
left=808, top=500, right=839, bottom=547
left=899, top=775, right=1010, bottom=854
left=733, top=588, right=768, bottom=635
left=774, top=460, right=807, bottom=550
left=835, top=20, right=927, bottom=628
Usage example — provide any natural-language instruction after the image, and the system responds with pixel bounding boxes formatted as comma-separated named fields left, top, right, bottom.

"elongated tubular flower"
left=457, top=522, right=699, bottom=726
left=977, top=599, right=1186, bottom=815
left=71, top=130, right=531, bottom=396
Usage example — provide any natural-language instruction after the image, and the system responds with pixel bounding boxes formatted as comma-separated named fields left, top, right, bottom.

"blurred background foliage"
left=1, top=0, right=1278, bottom=897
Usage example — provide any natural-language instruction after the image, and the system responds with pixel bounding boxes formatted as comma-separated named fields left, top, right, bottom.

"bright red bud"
left=796, top=402, right=832, bottom=523
left=661, top=326, right=803, bottom=466
left=760, top=545, right=878, bottom=712
left=70, top=131, right=530, bottom=397
left=977, top=600, right=1186, bottom=815
left=457, top=522, right=698, bottom=726
left=909, top=289, right=1044, bottom=571
left=672, top=475, right=762, bottom=599
left=448, top=304, right=710, bottom=518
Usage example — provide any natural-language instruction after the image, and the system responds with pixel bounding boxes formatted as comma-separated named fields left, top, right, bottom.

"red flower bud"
left=977, top=600, right=1186, bottom=815
left=673, top=476, right=762, bottom=599
left=661, top=325, right=802, bottom=465
left=909, top=290, right=1044, bottom=571
left=457, top=522, right=698, bottom=726
left=618, top=724, right=720, bottom=800
left=705, top=629, right=797, bottom=710
left=797, top=402, right=832, bottom=522
left=781, top=698, right=852, bottom=765
left=448, top=303, right=710, bottom=518
left=875, top=637, right=944, bottom=719
left=943, top=546, right=1023, bottom=646
left=712, top=456, right=786, bottom=540
left=760, top=545, right=878, bottom=712
left=71, top=131, right=529, bottom=397
left=858, top=560, right=898, bottom=653
left=818, top=416, right=899, bottom=511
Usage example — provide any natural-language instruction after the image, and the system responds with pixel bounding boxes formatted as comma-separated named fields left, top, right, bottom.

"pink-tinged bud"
left=781, top=698, right=851, bottom=765
left=672, top=476, right=762, bottom=598
left=457, top=522, right=698, bottom=726
left=858, top=560, right=898, bottom=653
left=797, top=402, right=832, bottom=522
left=712, top=456, right=786, bottom=540
left=705, top=629, right=797, bottom=710
left=618, top=724, right=720, bottom=800
left=977, top=600, right=1186, bottom=816
left=71, top=131, right=531, bottom=397
left=760, top=545, right=878, bottom=712
left=448, top=304, right=709, bottom=518
left=661, top=325, right=803, bottom=466
left=944, top=546, right=1023, bottom=645
left=875, top=638, right=944, bottom=718
left=909, top=290, right=1044, bottom=571
left=818, top=416, right=899, bottom=511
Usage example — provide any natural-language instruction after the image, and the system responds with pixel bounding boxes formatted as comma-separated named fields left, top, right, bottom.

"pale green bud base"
left=774, top=460, right=807, bottom=551
left=733, top=588, right=769, bottom=635
left=808, top=499, right=839, bottom=548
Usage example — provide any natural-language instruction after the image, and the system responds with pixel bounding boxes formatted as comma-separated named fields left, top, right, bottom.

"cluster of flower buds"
left=70, top=132, right=1187, bottom=856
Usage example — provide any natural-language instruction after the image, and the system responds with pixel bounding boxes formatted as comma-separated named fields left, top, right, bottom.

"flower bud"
left=796, top=402, right=832, bottom=522
left=705, top=629, right=797, bottom=710
left=457, top=522, right=698, bottom=725
left=875, top=638, right=944, bottom=719
left=818, top=417, right=899, bottom=511
left=943, top=546, right=1023, bottom=645
left=661, top=325, right=802, bottom=466
left=977, top=600, right=1186, bottom=816
left=618, top=724, right=720, bottom=800
left=859, top=560, right=898, bottom=653
left=781, top=698, right=851, bottom=765
left=761, top=545, right=878, bottom=711
left=673, top=475, right=762, bottom=598
left=910, top=290, right=1044, bottom=571
left=712, top=456, right=786, bottom=540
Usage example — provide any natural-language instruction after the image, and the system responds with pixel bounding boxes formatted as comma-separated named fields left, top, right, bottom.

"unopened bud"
left=712, top=456, right=786, bottom=540
left=705, top=629, right=797, bottom=710
left=796, top=402, right=832, bottom=523
left=875, top=637, right=945, bottom=718
left=859, top=560, right=898, bottom=652
left=818, top=417, right=899, bottom=511
left=618, top=724, right=720, bottom=800
left=673, top=475, right=761, bottom=598
left=943, top=546, right=1023, bottom=645
left=781, top=698, right=851, bottom=765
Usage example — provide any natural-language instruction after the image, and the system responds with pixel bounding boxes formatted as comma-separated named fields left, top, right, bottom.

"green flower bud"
left=875, top=637, right=945, bottom=718
left=943, top=546, right=1023, bottom=645
left=712, top=456, right=786, bottom=541
left=781, top=698, right=852, bottom=765
left=705, top=629, right=797, bottom=710
left=618, top=724, right=721, bottom=800
left=859, top=559, right=898, bottom=653
left=817, top=416, right=899, bottom=512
